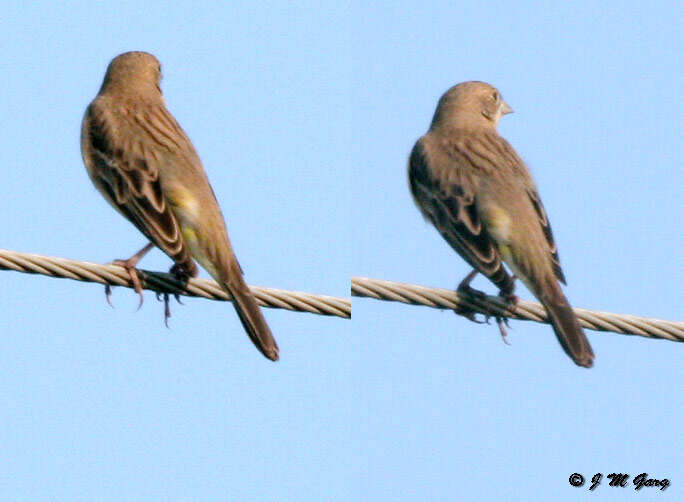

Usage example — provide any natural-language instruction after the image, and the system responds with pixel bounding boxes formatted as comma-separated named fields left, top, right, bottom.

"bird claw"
left=170, top=267, right=188, bottom=306
left=158, top=264, right=190, bottom=327
left=170, top=263, right=190, bottom=281
left=496, top=317, right=511, bottom=345
left=154, top=292, right=173, bottom=327
left=104, top=284, right=115, bottom=308
left=454, top=269, right=518, bottom=346
left=494, top=291, right=517, bottom=345
left=111, top=258, right=145, bottom=310
left=454, top=307, right=486, bottom=324
left=163, top=293, right=171, bottom=328
left=499, top=291, right=519, bottom=308
left=455, top=273, right=490, bottom=325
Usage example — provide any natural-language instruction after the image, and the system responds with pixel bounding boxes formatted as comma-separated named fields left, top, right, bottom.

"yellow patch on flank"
left=180, top=224, right=218, bottom=280
left=180, top=225, right=198, bottom=249
left=171, top=186, right=201, bottom=218
left=483, top=204, right=512, bottom=244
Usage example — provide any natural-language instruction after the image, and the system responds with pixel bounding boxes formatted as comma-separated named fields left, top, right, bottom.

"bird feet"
left=454, top=269, right=518, bottom=344
left=107, top=258, right=145, bottom=310
left=454, top=269, right=489, bottom=324
left=104, top=243, right=154, bottom=309
left=157, top=264, right=190, bottom=327
left=493, top=287, right=519, bottom=344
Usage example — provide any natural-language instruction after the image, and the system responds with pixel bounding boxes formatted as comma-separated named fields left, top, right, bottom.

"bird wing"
left=81, top=101, right=197, bottom=275
left=409, top=138, right=513, bottom=292
left=492, top=135, right=566, bottom=285
left=524, top=187, right=565, bottom=284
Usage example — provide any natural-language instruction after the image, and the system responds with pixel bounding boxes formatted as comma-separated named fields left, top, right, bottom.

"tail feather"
left=221, top=261, right=279, bottom=361
left=542, top=290, right=594, bottom=368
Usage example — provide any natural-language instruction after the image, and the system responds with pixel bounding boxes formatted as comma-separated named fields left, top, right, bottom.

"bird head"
left=431, top=81, right=513, bottom=130
left=100, top=51, right=163, bottom=96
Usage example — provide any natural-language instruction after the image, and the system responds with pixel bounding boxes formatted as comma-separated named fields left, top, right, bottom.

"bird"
left=81, top=51, right=279, bottom=361
left=408, top=81, right=594, bottom=368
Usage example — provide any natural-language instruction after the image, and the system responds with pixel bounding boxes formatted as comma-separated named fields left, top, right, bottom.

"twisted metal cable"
left=0, top=249, right=350, bottom=318
left=351, top=277, right=684, bottom=341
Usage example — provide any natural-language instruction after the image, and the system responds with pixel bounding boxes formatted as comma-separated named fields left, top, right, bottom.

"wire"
left=352, top=276, right=684, bottom=341
left=0, top=249, right=350, bottom=319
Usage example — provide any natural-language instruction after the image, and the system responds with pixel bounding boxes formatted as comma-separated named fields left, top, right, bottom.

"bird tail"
left=220, top=259, right=279, bottom=361
left=541, top=287, right=594, bottom=368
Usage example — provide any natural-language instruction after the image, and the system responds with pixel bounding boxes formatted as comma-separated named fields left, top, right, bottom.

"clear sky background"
left=350, top=1, right=683, bottom=500
left=0, top=1, right=682, bottom=501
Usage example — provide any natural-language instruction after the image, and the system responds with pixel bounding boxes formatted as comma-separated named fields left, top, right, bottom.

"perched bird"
left=81, top=51, right=279, bottom=361
left=408, top=81, right=594, bottom=367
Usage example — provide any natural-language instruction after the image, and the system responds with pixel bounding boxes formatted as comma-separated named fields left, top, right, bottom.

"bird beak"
left=501, top=101, right=514, bottom=115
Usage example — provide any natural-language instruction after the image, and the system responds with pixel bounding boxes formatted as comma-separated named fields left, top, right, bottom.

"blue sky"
left=0, top=1, right=682, bottom=500
left=351, top=1, right=683, bottom=500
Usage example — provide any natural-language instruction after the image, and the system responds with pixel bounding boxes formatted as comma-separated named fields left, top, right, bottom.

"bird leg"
left=458, top=269, right=480, bottom=292
left=454, top=269, right=488, bottom=324
left=494, top=276, right=519, bottom=343
left=498, top=274, right=518, bottom=305
left=158, top=263, right=191, bottom=327
left=455, top=269, right=518, bottom=345
left=497, top=275, right=519, bottom=321
left=106, top=242, right=154, bottom=309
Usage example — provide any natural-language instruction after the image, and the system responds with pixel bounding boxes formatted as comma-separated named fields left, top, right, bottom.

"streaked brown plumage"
left=409, top=81, right=594, bottom=368
left=81, top=51, right=278, bottom=361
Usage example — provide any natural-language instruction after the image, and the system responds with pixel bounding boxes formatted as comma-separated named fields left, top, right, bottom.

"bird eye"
left=492, top=92, right=499, bottom=102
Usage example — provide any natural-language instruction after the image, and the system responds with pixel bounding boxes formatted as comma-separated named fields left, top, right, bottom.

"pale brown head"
left=430, top=81, right=513, bottom=131
left=99, top=51, right=163, bottom=96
